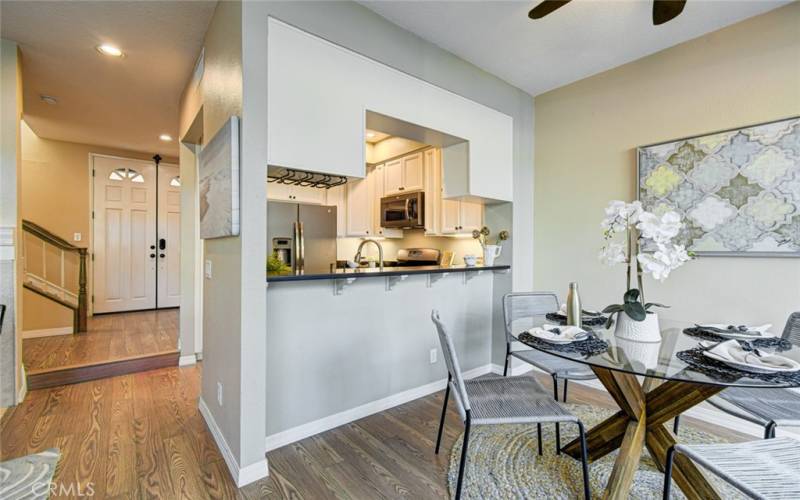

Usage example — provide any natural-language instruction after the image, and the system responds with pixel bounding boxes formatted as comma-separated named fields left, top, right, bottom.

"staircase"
left=21, top=220, right=88, bottom=333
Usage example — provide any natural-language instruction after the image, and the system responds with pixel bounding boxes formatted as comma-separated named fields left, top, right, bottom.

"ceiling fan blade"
left=528, top=0, right=572, bottom=20
left=652, top=0, right=687, bottom=25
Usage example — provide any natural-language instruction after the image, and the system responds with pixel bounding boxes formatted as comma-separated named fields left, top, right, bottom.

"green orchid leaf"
left=644, top=302, right=670, bottom=310
left=623, top=301, right=647, bottom=321
left=623, top=289, right=640, bottom=304
left=601, top=304, right=624, bottom=314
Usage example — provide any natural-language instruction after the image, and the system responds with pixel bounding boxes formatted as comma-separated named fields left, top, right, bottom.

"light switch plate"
left=204, top=259, right=213, bottom=279
left=73, top=232, right=82, bottom=242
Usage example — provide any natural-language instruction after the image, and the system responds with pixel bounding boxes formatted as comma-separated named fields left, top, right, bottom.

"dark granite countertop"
left=267, top=264, right=510, bottom=282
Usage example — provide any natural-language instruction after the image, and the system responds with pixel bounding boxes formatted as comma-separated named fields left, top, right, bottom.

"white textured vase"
left=614, top=312, right=661, bottom=343
left=483, top=245, right=502, bottom=266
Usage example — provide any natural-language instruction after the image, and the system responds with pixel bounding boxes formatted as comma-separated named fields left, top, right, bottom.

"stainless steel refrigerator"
left=267, top=201, right=337, bottom=274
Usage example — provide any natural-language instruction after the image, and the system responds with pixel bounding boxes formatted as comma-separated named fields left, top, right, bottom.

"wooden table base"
left=561, top=367, right=724, bottom=500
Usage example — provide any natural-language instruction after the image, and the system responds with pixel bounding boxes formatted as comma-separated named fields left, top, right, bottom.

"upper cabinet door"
left=423, top=148, right=441, bottom=235
left=346, top=178, right=371, bottom=237
left=383, top=159, right=404, bottom=196
left=292, top=185, right=327, bottom=205
left=267, top=182, right=293, bottom=202
left=441, top=199, right=461, bottom=234
left=402, top=152, right=424, bottom=193
left=459, top=201, right=483, bottom=232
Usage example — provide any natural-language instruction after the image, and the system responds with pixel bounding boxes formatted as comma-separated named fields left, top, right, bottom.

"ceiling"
left=360, top=0, right=791, bottom=96
left=0, top=1, right=217, bottom=157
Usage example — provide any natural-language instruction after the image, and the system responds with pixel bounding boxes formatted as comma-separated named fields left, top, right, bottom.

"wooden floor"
left=0, top=365, right=750, bottom=499
left=22, top=309, right=179, bottom=371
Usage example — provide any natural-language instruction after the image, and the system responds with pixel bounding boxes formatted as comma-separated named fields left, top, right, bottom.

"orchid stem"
left=635, top=235, right=645, bottom=305
left=626, top=229, right=632, bottom=291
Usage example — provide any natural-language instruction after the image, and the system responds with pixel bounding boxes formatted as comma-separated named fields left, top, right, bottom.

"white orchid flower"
left=598, top=242, right=627, bottom=266
left=637, top=210, right=682, bottom=244
left=637, top=243, right=691, bottom=281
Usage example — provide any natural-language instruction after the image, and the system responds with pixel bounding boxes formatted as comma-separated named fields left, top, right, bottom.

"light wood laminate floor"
left=0, top=366, right=748, bottom=499
left=22, top=309, right=179, bottom=371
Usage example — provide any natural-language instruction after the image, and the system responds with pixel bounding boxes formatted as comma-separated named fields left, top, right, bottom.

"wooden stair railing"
left=21, top=220, right=88, bottom=333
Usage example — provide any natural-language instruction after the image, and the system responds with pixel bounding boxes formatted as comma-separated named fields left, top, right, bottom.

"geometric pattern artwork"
left=638, top=117, right=800, bottom=256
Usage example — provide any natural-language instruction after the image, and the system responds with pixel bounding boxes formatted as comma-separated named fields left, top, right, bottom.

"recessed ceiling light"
left=40, top=94, right=58, bottom=105
left=366, top=132, right=375, bottom=138
left=159, top=134, right=173, bottom=142
left=96, top=44, right=124, bottom=57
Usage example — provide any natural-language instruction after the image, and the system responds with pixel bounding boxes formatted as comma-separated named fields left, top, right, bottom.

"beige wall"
left=1, top=39, right=24, bottom=409
left=20, top=121, right=176, bottom=331
left=534, top=4, right=800, bottom=329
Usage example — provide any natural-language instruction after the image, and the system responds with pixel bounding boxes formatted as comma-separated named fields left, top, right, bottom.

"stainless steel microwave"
left=380, top=191, right=425, bottom=229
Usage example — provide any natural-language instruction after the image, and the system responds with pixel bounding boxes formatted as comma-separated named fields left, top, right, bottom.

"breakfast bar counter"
left=267, top=264, right=510, bottom=282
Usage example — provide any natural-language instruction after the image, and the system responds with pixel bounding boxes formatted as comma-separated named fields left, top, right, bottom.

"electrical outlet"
left=429, top=348, right=437, bottom=364
left=73, top=232, right=82, bottom=242
left=205, top=259, right=213, bottom=279
left=217, top=382, right=223, bottom=406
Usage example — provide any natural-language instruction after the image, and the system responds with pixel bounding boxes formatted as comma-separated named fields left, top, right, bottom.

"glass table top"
left=513, top=315, right=800, bottom=388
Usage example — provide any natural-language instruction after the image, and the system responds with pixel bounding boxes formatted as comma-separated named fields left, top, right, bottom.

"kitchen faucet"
left=353, top=239, right=384, bottom=271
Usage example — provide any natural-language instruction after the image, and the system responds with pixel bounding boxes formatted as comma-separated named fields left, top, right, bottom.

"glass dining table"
left=514, top=317, right=800, bottom=500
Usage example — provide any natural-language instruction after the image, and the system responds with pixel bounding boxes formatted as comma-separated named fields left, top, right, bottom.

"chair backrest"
left=431, top=310, right=470, bottom=416
left=782, top=312, right=800, bottom=347
left=502, top=292, right=559, bottom=343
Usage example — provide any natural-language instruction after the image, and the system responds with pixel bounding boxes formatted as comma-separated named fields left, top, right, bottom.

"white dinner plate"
left=702, top=350, right=800, bottom=374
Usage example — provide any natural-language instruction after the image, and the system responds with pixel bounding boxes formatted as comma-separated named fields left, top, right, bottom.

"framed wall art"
left=199, top=116, right=240, bottom=239
left=637, top=116, right=800, bottom=257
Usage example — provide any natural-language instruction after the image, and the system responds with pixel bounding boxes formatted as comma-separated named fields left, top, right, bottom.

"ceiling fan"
left=529, top=0, right=687, bottom=26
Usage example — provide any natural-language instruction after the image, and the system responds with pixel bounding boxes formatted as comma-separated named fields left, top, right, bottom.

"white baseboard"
left=265, top=363, right=494, bottom=452
left=198, top=397, right=268, bottom=487
left=23, top=327, right=73, bottom=339
left=179, top=354, right=197, bottom=366
left=491, top=362, right=800, bottom=440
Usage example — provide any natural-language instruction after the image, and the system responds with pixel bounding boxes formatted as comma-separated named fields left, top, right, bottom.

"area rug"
left=447, top=404, right=746, bottom=499
left=0, top=448, right=60, bottom=500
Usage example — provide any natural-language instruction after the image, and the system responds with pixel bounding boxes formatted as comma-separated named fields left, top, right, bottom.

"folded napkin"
left=696, top=323, right=773, bottom=337
left=528, top=324, right=589, bottom=342
left=557, top=304, right=602, bottom=317
left=708, top=340, right=798, bottom=371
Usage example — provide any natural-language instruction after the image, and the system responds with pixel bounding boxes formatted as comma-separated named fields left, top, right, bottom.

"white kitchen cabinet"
left=383, top=159, right=403, bottom=196
left=268, top=19, right=513, bottom=200
left=441, top=199, right=461, bottom=234
left=368, top=164, right=402, bottom=239
left=423, top=148, right=441, bottom=235
left=267, top=182, right=327, bottom=205
left=459, top=201, right=484, bottom=232
left=384, top=152, right=424, bottom=196
left=326, top=184, right=348, bottom=238
left=346, top=178, right=371, bottom=237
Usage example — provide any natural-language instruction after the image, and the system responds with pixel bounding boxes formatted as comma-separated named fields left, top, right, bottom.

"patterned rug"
left=447, top=404, right=746, bottom=499
left=0, top=448, right=60, bottom=500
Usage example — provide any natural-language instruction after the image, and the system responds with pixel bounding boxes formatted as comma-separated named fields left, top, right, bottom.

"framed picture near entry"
left=199, top=116, right=240, bottom=239
left=637, top=116, right=800, bottom=257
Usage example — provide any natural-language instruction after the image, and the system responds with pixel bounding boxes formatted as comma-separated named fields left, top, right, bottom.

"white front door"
left=93, top=156, right=157, bottom=313
left=157, top=164, right=181, bottom=308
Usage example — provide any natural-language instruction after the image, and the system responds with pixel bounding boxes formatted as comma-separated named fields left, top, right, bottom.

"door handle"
left=159, top=238, right=166, bottom=250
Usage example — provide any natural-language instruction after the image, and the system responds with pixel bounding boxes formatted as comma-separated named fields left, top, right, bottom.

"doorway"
left=92, top=154, right=181, bottom=313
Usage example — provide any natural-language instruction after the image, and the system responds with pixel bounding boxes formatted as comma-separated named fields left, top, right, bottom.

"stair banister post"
left=77, top=248, right=88, bottom=333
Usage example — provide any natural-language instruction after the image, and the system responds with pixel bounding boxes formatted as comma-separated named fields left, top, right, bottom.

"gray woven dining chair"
left=674, top=312, right=800, bottom=438
left=502, top=292, right=596, bottom=402
left=431, top=310, right=591, bottom=500
left=663, top=437, right=800, bottom=499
